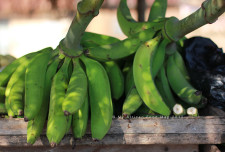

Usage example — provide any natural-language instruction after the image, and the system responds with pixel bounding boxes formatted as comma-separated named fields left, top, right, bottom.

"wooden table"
left=0, top=105, right=224, bottom=152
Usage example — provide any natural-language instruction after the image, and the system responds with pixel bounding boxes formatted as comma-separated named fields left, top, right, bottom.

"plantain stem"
left=164, top=0, right=225, bottom=41
left=61, top=0, right=104, bottom=56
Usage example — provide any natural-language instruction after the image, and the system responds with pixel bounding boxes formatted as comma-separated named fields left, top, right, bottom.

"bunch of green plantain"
left=0, top=0, right=212, bottom=147
left=117, top=0, right=207, bottom=118
left=1, top=26, right=155, bottom=146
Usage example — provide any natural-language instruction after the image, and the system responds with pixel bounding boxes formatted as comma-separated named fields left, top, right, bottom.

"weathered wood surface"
left=0, top=116, right=225, bottom=146
left=0, top=144, right=199, bottom=152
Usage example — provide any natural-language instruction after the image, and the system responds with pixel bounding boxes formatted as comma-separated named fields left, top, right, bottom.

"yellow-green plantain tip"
left=50, top=142, right=57, bottom=147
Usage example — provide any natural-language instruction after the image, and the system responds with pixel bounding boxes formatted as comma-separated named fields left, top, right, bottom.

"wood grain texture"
left=0, top=116, right=225, bottom=146
left=1, top=116, right=225, bottom=135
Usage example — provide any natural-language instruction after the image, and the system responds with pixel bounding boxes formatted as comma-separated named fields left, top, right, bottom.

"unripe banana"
left=47, top=57, right=72, bottom=147
left=24, top=47, right=53, bottom=121
left=72, top=94, right=89, bottom=139
left=152, top=39, right=169, bottom=78
left=81, top=32, right=124, bottom=100
left=173, top=50, right=190, bottom=81
left=9, top=80, right=24, bottom=116
left=123, top=65, right=143, bottom=116
left=80, top=55, right=113, bottom=140
left=0, top=50, right=44, bottom=87
left=81, top=32, right=120, bottom=48
left=166, top=55, right=202, bottom=105
left=27, top=56, right=60, bottom=145
left=5, top=53, right=35, bottom=117
left=103, top=61, right=124, bottom=100
left=117, top=0, right=166, bottom=37
left=122, top=86, right=143, bottom=117
left=148, top=0, right=167, bottom=22
left=155, top=65, right=176, bottom=109
left=85, top=27, right=158, bottom=61
left=62, top=58, right=88, bottom=115
left=133, top=36, right=171, bottom=116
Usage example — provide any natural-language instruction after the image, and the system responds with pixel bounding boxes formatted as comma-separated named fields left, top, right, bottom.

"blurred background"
left=0, top=0, right=224, bottom=58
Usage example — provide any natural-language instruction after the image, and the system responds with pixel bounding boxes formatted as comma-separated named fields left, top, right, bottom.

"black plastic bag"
left=182, top=36, right=225, bottom=110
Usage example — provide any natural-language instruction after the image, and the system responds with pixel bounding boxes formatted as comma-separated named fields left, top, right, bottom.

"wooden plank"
left=1, top=116, right=225, bottom=135
left=0, top=116, right=225, bottom=145
left=0, top=133, right=224, bottom=146
left=0, top=144, right=199, bottom=152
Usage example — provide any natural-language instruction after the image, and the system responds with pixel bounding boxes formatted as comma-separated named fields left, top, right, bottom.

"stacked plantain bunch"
left=0, top=0, right=223, bottom=147
left=116, top=0, right=206, bottom=118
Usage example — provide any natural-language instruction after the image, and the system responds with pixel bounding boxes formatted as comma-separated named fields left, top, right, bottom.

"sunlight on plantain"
left=138, top=32, right=147, bottom=40
left=142, top=71, right=151, bottom=81
left=99, top=96, right=112, bottom=124
left=101, top=35, right=110, bottom=40
left=178, top=87, right=189, bottom=95
left=124, top=41, right=132, bottom=48
left=78, top=111, right=83, bottom=117
left=100, top=45, right=112, bottom=49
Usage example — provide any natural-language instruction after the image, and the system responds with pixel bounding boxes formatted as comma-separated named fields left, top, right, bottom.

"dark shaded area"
left=137, top=0, right=146, bottom=22
left=182, top=36, right=225, bottom=111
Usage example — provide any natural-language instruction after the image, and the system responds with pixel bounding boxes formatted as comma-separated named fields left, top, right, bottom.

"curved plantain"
left=166, top=55, right=202, bottom=105
left=133, top=36, right=171, bottom=116
left=46, top=57, right=72, bottom=147
left=9, top=80, right=25, bottom=116
left=27, top=56, right=60, bottom=145
left=0, top=49, right=46, bottom=87
left=173, top=50, right=190, bottom=81
left=155, top=65, right=176, bottom=109
left=122, top=86, right=143, bottom=117
left=72, top=94, right=89, bottom=139
left=5, top=52, right=37, bottom=117
left=148, top=0, right=168, bottom=22
left=81, top=32, right=120, bottom=48
left=85, top=27, right=158, bottom=61
left=80, top=55, right=113, bottom=140
left=117, top=0, right=166, bottom=37
left=152, top=39, right=169, bottom=78
left=24, top=47, right=53, bottom=121
left=103, top=61, right=124, bottom=100
left=62, top=58, right=88, bottom=115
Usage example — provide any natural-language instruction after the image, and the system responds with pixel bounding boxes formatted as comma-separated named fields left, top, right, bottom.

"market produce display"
left=0, top=0, right=224, bottom=147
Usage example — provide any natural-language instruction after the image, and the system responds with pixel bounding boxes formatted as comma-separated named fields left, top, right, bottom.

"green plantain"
left=133, top=36, right=171, bottom=116
left=80, top=55, right=113, bottom=140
